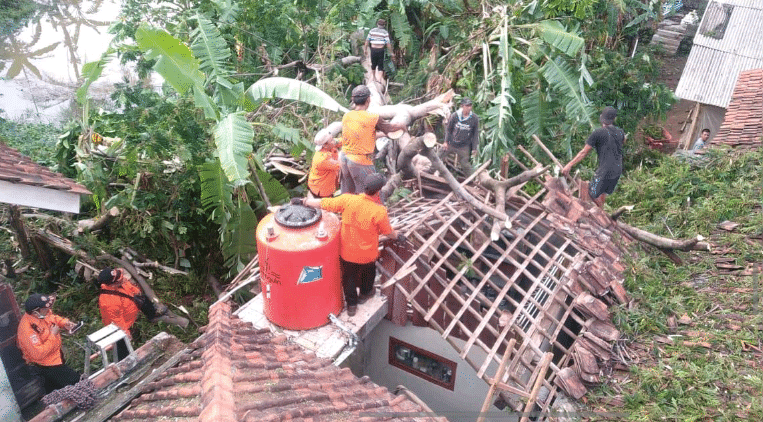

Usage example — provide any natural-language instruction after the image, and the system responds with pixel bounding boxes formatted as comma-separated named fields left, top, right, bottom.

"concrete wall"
left=362, top=319, right=515, bottom=422
left=0, top=355, right=22, bottom=422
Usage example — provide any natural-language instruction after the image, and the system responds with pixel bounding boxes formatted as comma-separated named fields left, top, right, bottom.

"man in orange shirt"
left=340, top=85, right=406, bottom=194
left=299, top=173, right=404, bottom=316
left=16, top=293, right=81, bottom=392
left=307, top=131, right=341, bottom=198
left=98, top=267, right=144, bottom=361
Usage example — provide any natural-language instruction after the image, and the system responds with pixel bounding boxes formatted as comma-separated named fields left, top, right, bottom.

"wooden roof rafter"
left=379, top=145, right=633, bottom=418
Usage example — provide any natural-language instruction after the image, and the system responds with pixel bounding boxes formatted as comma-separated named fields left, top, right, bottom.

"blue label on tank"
left=297, top=266, right=323, bottom=284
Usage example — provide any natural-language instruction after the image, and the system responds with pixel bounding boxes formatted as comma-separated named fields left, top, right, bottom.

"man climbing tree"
left=364, top=18, right=393, bottom=83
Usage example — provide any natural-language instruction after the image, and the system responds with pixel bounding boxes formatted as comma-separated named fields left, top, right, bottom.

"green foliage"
left=214, top=112, right=254, bottom=182
left=0, top=118, right=59, bottom=167
left=135, top=24, right=206, bottom=96
left=0, top=0, right=37, bottom=37
left=244, top=77, right=349, bottom=113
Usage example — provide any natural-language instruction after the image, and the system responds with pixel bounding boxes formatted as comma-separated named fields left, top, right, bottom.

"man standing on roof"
left=295, top=173, right=404, bottom=317
left=340, top=85, right=405, bottom=194
left=308, top=130, right=341, bottom=198
left=16, top=293, right=81, bottom=393
left=440, top=97, right=480, bottom=176
left=364, top=19, right=393, bottom=83
left=98, top=267, right=152, bottom=361
left=562, top=106, right=626, bottom=208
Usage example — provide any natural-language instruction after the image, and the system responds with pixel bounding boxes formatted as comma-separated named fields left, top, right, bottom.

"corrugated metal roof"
left=674, top=0, right=763, bottom=107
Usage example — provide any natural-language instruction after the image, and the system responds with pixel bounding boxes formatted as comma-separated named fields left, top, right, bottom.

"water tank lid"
left=275, top=204, right=322, bottom=228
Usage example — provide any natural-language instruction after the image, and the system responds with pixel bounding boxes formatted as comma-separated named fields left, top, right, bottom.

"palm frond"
left=521, top=88, right=553, bottom=140
left=244, top=77, right=347, bottom=113
left=214, top=112, right=254, bottom=183
left=199, top=160, right=233, bottom=225
left=540, top=56, right=595, bottom=128
left=191, top=14, right=232, bottom=84
left=135, top=24, right=205, bottom=95
left=221, top=200, right=258, bottom=274
left=77, top=48, right=115, bottom=105
left=537, top=20, right=584, bottom=56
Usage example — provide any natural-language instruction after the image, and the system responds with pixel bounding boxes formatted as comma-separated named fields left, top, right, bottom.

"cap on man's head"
left=599, top=106, right=617, bottom=125
left=351, top=85, right=371, bottom=105
left=97, top=267, right=121, bottom=285
left=363, top=173, right=386, bottom=195
left=25, top=293, right=53, bottom=313
left=460, top=97, right=473, bottom=106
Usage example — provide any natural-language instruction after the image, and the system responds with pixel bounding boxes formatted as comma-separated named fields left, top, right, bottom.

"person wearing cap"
left=440, top=97, right=480, bottom=176
left=307, top=130, right=342, bottom=198
left=364, top=19, right=393, bottom=83
left=98, top=267, right=143, bottom=361
left=562, top=106, right=626, bottom=208
left=340, top=85, right=406, bottom=194
left=297, top=173, right=403, bottom=317
left=16, top=293, right=81, bottom=392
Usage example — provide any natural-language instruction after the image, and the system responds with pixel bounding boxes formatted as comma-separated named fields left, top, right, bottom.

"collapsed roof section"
left=377, top=150, right=633, bottom=414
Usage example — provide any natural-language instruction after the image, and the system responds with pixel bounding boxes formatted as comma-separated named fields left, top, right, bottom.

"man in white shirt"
left=364, top=19, right=393, bottom=83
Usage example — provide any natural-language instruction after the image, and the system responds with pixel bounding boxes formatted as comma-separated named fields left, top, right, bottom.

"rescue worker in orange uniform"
left=16, top=293, right=81, bottom=392
left=298, top=173, right=405, bottom=316
left=98, top=267, right=142, bottom=361
left=307, top=130, right=341, bottom=198
left=340, top=85, right=406, bottom=194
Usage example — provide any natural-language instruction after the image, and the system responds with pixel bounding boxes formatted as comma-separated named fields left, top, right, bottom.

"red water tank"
left=256, top=204, right=343, bottom=330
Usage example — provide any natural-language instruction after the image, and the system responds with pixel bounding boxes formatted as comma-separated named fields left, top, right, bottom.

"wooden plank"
left=476, top=338, right=517, bottom=422
left=460, top=216, right=552, bottom=357
left=517, top=145, right=541, bottom=166
left=519, top=352, right=554, bottom=422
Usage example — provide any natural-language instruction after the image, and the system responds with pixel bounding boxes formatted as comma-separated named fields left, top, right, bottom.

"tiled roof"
left=0, top=142, right=90, bottom=195
left=110, top=301, right=434, bottom=422
left=712, top=68, right=763, bottom=148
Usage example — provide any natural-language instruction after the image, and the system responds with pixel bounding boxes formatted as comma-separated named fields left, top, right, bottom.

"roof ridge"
left=199, top=302, right=237, bottom=422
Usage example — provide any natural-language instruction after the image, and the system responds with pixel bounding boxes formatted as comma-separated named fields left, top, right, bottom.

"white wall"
left=363, top=320, right=516, bottom=422
left=0, top=356, right=22, bottom=422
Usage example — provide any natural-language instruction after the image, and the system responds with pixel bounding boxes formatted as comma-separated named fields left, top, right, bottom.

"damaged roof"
left=675, top=0, right=763, bottom=108
left=377, top=160, right=631, bottom=414
left=109, top=301, right=436, bottom=422
left=711, top=68, right=763, bottom=148
left=0, top=142, right=90, bottom=195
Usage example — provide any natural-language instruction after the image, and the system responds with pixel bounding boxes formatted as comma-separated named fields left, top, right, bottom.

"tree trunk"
left=8, top=205, right=32, bottom=259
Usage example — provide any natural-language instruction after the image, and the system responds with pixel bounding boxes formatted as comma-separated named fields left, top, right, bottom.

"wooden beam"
left=477, top=338, right=517, bottom=422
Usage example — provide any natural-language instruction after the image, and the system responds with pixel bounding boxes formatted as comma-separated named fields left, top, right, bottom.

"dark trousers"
left=438, top=144, right=474, bottom=176
left=340, top=258, right=376, bottom=307
left=32, top=363, right=81, bottom=393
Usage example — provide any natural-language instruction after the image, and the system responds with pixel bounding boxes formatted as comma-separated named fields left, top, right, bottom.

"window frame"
left=388, top=336, right=457, bottom=391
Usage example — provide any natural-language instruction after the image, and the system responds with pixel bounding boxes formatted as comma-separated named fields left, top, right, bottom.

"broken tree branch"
left=617, top=220, right=706, bottom=251
left=77, top=206, right=120, bottom=233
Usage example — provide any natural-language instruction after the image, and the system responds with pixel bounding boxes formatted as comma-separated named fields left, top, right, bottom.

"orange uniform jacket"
left=320, top=193, right=393, bottom=264
left=342, top=110, right=379, bottom=165
left=308, top=149, right=340, bottom=197
left=17, top=312, right=72, bottom=366
left=99, top=282, right=141, bottom=337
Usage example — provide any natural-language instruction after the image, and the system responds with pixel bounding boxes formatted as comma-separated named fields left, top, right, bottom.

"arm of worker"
left=19, top=322, right=62, bottom=362
left=561, top=144, right=593, bottom=177
left=443, top=114, right=456, bottom=150
left=470, top=119, right=480, bottom=157
left=301, top=198, right=322, bottom=208
left=50, top=314, right=76, bottom=332
left=376, top=118, right=406, bottom=133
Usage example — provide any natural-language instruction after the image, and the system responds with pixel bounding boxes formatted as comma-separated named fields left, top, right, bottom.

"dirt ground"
left=656, top=53, right=694, bottom=143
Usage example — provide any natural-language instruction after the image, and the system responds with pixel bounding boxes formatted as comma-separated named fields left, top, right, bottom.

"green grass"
left=587, top=148, right=763, bottom=421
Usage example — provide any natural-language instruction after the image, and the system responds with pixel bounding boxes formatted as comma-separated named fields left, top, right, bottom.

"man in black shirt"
left=440, top=97, right=480, bottom=176
left=562, top=106, right=625, bottom=208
